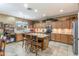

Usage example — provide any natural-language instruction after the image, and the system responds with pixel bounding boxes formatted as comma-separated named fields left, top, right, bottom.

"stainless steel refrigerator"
left=72, top=20, right=78, bottom=55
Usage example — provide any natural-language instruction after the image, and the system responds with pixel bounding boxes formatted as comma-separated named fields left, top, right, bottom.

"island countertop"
left=25, top=32, right=48, bottom=38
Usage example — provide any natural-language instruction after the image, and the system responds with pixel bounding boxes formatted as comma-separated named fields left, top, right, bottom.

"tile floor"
left=5, top=41, right=75, bottom=56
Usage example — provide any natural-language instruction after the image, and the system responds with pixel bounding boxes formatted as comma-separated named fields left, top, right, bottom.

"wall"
left=78, top=12, right=79, bottom=55
left=0, top=14, right=32, bottom=33
left=78, top=12, right=79, bottom=38
left=0, top=14, right=29, bottom=26
left=0, top=14, right=16, bottom=25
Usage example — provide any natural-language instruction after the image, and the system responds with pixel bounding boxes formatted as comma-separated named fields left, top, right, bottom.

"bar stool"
left=25, top=36, right=33, bottom=53
left=22, top=34, right=33, bottom=54
left=22, top=34, right=27, bottom=48
left=0, top=39, right=5, bottom=56
left=31, top=35, right=43, bottom=56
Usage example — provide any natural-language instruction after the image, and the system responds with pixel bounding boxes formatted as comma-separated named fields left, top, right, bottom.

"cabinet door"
left=51, top=34, right=56, bottom=41
left=62, top=21, right=70, bottom=29
left=58, top=21, right=62, bottom=28
left=16, top=34, right=23, bottom=41
left=55, top=21, right=60, bottom=29
left=60, top=34, right=67, bottom=43
left=61, top=21, right=64, bottom=29
left=52, top=22, right=56, bottom=28
left=69, top=20, right=73, bottom=29
left=55, top=34, right=61, bottom=42
left=66, top=21, right=70, bottom=29
left=67, top=35, right=73, bottom=44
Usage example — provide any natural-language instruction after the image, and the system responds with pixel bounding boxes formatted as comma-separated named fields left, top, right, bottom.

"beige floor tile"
left=5, top=41, right=74, bottom=56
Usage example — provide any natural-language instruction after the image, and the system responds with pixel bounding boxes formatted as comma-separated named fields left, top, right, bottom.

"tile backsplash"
left=52, top=29, right=72, bottom=35
left=34, top=28, right=72, bottom=35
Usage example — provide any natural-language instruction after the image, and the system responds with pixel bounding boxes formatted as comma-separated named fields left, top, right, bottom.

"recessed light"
left=60, top=9, right=64, bottom=12
left=43, top=14, right=46, bottom=17
left=27, top=8, right=33, bottom=10
left=24, top=3, right=28, bottom=8
left=34, top=9, right=38, bottom=12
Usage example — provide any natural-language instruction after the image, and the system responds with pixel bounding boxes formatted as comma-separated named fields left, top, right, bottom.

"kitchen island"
left=16, top=33, right=49, bottom=50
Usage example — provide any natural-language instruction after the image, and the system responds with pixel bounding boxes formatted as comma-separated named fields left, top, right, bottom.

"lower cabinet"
left=55, top=34, right=61, bottom=42
left=67, top=35, right=73, bottom=44
left=16, top=34, right=23, bottom=41
left=51, top=34, right=73, bottom=45
left=51, top=34, right=56, bottom=41
left=60, top=34, right=67, bottom=44
left=61, top=34, right=73, bottom=44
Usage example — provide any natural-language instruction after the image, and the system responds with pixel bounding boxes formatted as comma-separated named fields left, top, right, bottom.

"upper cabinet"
left=52, top=20, right=72, bottom=29
left=34, top=20, right=73, bottom=29
left=33, top=14, right=77, bottom=29
left=61, top=20, right=70, bottom=29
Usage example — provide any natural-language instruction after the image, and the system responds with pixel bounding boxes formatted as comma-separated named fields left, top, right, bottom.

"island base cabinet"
left=16, top=34, right=23, bottom=41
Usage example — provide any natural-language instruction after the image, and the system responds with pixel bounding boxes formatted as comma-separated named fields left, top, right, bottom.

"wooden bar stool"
left=22, top=34, right=33, bottom=53
left=30, top=36, right=39, bottom=56
left=31, top=35, right=43, bottom=56
left=25, top=35, right=33, bottom=53
left=0, top=40, right=5, bottom=56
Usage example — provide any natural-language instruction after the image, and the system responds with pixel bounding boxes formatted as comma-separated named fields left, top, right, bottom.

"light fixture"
left=60, top=9, right=64, bottom=12
left=34, top=9, right=38, bottom=12
left=43, top=14, right=46, bottom=17
left=24, top=3, right=28, bottom=8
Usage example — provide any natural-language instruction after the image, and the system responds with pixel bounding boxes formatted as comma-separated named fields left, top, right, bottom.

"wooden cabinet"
left=62, top=21, right=70, bottom=29
left=60, top=34, right=73, bottom=44
left=52, top=22, right=60, bottom=28
left=69, top=20, right=73, bottom=29
left=51, top=34, right=59, bottom=41
left=55, top=22, right=59, bottom=28
left=52, top=22, right=56, bottom=28
left=51, top=34, right=56, bottom=40
left=33, top=15, right=77, bottom=29
left=52, top=20, right=72, bottom=29
left=51, top=34, right=73, bottom=45
left=67, top=35, right=73, bottom=44
left=55, top=34, right=61, bottom=42
left=0, top=41, right=5, bottom=56
left=16, top=34, right=23, bottom=41
left=60, top=34, right=67, bottom=43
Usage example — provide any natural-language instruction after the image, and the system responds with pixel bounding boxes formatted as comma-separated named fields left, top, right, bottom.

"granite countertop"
left=26, top=33, right=48, bottom=38
left=52, top=32, right=72, bottom=35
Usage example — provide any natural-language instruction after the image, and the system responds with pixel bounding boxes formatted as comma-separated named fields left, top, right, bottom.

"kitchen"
left=0, top=3, right=78, bottom=56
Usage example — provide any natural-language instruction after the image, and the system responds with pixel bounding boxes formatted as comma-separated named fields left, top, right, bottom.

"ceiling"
left=0, top=3, right=78, bottom=20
